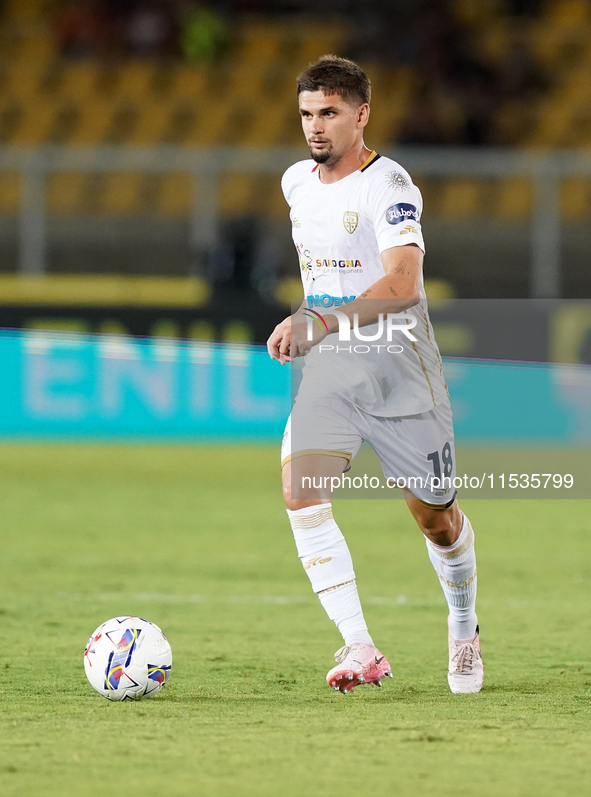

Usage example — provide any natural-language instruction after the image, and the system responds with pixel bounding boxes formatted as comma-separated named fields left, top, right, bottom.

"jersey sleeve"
left=281, top=160, right=312, bottom=208
left=281, top=168, right=294, bottom=207
left=368, top=166, right=426, bottom=254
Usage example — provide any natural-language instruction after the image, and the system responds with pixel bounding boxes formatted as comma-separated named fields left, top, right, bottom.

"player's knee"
left=282, top=475, right=326, bottom=512
left=282, top=476, right=300, bottom=511
left=416, top=503, right=460, bottom=544
left=283, top=489, right=302, bottom=512
left=284, top=496, right=328, bottom=512
left=285, top=500, right=317, bottom=512
left=282, top=472, right=293, bottom=508
left=424, top=510, right=451, bottom=531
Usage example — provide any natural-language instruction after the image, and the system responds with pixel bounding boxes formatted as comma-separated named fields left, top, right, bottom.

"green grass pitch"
left=0, top=443, right=590, bottom=797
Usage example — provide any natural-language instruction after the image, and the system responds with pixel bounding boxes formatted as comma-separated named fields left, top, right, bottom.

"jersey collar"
left=358, top=150, right=381, bottom=172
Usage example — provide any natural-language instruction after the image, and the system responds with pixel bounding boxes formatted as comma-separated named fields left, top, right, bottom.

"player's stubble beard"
left=308, top=141, right=335, bottom=165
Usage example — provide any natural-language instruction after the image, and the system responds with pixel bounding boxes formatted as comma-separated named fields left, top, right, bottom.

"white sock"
left=287, top=503, right=373, bottom=647
left=426, top=513, right=478, bottom=640
left=318, top=582, right=374, bottom=647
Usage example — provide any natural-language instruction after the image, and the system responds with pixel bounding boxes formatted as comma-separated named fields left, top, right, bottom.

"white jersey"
left=281, top=151, right=448, bottom=417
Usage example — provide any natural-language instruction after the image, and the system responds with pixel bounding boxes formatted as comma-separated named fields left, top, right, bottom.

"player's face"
left=299, top=91, right=367, bottom=166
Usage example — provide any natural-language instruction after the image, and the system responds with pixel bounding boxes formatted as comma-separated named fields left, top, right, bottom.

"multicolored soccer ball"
left=84, top=616, right=172, bottom=701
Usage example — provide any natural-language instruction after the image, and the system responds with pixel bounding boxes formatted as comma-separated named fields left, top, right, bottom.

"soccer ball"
left=84, top=616, right=172, bottom=701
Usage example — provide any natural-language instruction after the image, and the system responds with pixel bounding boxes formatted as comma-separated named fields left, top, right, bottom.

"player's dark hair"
left=297, top=55, right=371, bottom=106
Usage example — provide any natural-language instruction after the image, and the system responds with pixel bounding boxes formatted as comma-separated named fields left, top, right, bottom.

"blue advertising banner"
left=0, top=332, right=288, bottom=439
left=0, top=331, right=589, bottom=443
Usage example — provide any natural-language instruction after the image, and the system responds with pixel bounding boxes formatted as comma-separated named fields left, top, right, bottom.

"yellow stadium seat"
left=424, top=279, right=455, bottom=305
left=239, top=96, right=293, bottom=146
left=17, top=31, right=53, bottom=60
left=496, top=178, right=532, bottom=221
left=560, top=71, right=591, bottom=105
left=0, top=173, right=20, bottom=213
left=415, top=178, right=437, bottom=217
left=453, top=0, right=495, bottom=26
left=157, top=174, right=193, bottom=218
left=10, top=101, right=59, bottom=144
left=127, top=98, right=175, bottom=145
left=68, top=99, right=118, bottom=144
left=366, top=69, right=414, bottom=145
left=528, top=21, right=577, bottom=67
left=100, top=174, right=145, bottom=216
left=479, top=22, right=513, bottom=64
left=218, top=173, right=257, bottom=215
left=561, top=178, right=591, bottom=219
left=4, top=0, right=46, bottom=23
left=545, top=0, right=590, bottom=27
left=151, top=319, right=180, bottom=338
left=298, top=28, right=346, bottom=65
left=222, top=320, right=253, bottom=342
left=224, top=64, right=268, bottom=104
left=274, top=277, right=303, bottom=308
left=494, top=100, right=531, bottom=146
left=169, top=65, right=209, bottom=101
left=579, top=40, right=591, bottom=65
left=115, top=62, right=158, bottom=100
left=47, top=174, right=87, bottom=215
left=183, top=98, right=232, bottom=146
left=58, top=63, right=101, bottom=101
left=237, top=21, right=282, bottom=60
left=0, top=98, right=22, bottom=142
left=188, top=320, right=215, bottom=340
left=571, top=123, right=591, bottom=148
left=438, top=179, right=483, bottom=219
left=527, top=99, right=573, bottom=146
left=257, top=174, right=287, bottom=219
left=2, top=59, right=46, bottom=100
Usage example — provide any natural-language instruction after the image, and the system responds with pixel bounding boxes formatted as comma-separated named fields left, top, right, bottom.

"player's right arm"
left=267, top=300, right=308, bottom=364
left=268, top=162, right=312, bottom=364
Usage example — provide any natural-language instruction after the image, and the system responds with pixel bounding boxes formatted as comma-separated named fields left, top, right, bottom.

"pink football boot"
left=327, top=643, right=392, bottom=694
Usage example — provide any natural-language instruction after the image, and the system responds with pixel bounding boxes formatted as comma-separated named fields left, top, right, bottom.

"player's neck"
left=318, top=143, right=373, bottom=184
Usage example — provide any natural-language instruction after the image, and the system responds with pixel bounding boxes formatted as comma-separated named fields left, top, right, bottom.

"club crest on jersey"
left=343, top=210, right=359, bottom=234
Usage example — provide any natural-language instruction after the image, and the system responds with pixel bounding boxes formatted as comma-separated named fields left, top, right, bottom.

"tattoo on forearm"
left=389, top=286, right=397, bottom=295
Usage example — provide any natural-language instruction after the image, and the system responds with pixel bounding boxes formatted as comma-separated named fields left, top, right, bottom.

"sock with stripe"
left=426, top=512, right=478, bottom=641
left=286, top=503, right=373, bottom=646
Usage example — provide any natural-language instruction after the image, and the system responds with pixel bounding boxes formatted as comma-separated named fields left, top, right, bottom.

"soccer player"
left=267, top=56, right=483, bottom=694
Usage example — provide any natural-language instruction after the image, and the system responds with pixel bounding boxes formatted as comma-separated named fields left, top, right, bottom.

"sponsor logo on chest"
left=307, top=294, right=356, bottom=308
left=315, top=258, right=363, bottom=270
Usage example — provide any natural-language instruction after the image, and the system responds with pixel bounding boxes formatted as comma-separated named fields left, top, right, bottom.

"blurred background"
left=3, top=9, right=591, bottom=795
left=1, top=0, right=591, bottom=353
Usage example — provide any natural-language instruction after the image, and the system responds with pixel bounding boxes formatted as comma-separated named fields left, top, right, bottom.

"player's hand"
left=267, top=317, right=294, bottom=364
left=288, top=311, right=328, bottom=357
left=267, top=312, right=328, bottom=364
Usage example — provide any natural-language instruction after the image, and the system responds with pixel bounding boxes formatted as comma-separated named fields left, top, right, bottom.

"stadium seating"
left=1, top=1, right=591, bottom=226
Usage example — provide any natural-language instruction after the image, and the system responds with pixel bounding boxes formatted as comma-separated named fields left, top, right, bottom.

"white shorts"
left=281, top=395, right=457, bottom=507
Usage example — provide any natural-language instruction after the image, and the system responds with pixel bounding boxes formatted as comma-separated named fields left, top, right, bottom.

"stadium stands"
left=1, top=0, right=590, bottom=224
left=1, top=0, right=590, bottom=318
